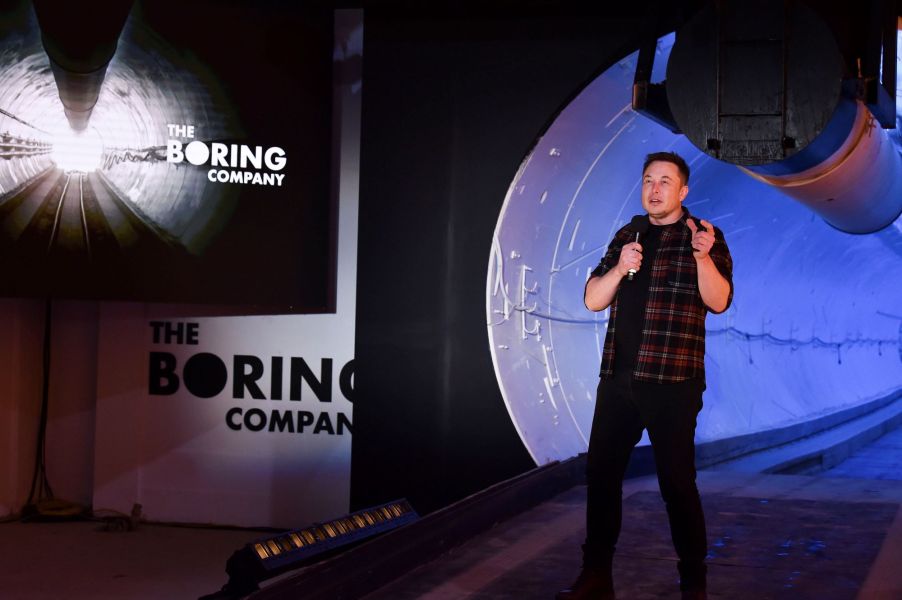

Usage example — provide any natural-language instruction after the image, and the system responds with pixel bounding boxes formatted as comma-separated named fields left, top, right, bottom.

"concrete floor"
left=2, top=429, right=901, bottom=600
left=361, top=471, right=902, bottom=600
left=0, top=520, right=264, bottom=599
left=355, top=426, right=902, bottom=600
left=822, top=426, right=902, bottom=481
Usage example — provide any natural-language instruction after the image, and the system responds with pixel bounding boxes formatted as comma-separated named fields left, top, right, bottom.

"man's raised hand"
left=686, top=218, right=715, bottom=260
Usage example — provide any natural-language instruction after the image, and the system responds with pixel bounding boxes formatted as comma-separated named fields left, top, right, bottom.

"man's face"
left=641, top=160, right=688, bottom=225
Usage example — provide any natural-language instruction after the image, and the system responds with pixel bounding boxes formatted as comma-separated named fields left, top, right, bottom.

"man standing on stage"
left=557, top=152, right=733, bottom=600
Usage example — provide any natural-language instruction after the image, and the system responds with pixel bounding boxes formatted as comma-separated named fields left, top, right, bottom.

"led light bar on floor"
left=215, top=500, right=418, bottom=598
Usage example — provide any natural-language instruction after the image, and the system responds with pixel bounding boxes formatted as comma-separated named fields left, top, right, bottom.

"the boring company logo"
left=148, top=321, right=353, bottom=436
left=166, top=124, right=287, bottom=187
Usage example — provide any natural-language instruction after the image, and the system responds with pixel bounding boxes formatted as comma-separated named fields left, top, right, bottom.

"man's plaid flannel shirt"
left=590, top=207, right=734, bottom=384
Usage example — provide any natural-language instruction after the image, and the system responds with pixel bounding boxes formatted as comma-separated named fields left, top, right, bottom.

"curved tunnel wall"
left=0, top=15, right=237, bottom=255
left=0, top=45, right=54, bottom=197
left=488, top=34, right=902, bottom=465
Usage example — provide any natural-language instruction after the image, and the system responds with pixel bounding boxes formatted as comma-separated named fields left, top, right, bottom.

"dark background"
left=351, top=4, right=688, bottom=514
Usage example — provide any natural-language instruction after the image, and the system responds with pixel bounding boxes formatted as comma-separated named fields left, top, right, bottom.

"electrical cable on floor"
left=20, top=298, right=88, bottom=522
left=90, top=505, right=143, bottom=532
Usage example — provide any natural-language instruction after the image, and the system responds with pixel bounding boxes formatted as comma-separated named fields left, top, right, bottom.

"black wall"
left=351, top=8, right=659, bottom=514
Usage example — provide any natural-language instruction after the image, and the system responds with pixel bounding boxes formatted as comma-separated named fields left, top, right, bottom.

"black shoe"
left=678, top=560, right=707, bottom=599
left=555, top=568, right=615, bottom=600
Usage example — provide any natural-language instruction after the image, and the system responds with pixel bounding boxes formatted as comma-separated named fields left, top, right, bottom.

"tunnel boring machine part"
left=32, top=0, right=135, bottom=132
left=656, top=0, right=902, bottom=234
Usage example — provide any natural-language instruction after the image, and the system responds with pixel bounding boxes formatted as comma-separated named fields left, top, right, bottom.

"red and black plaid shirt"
left=591, top=207, right=734, bottom=384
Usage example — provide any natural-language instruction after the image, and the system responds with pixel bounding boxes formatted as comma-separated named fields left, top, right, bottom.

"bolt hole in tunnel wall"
left=0, top=0, right=335, bottom=310
left=488, top=32, right=902, bottom=465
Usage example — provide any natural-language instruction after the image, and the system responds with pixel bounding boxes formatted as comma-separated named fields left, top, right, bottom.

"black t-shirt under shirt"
left=613, top=223, right=665, bottom=374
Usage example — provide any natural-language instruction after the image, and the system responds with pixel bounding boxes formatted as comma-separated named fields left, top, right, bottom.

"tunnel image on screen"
left=0, top=0, right=334, bottom=310
left=488, top=33, right=902, bottom=465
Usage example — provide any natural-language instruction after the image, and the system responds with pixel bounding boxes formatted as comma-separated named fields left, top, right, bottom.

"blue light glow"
left=487, top=33, right=902, bottom=465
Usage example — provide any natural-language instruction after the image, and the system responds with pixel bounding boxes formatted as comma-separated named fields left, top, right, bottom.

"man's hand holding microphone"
left=617, top=241, right=643, bottom=279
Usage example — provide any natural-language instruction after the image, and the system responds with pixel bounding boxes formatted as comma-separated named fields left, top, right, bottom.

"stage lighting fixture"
left=213, top=500, right=418, bottom=598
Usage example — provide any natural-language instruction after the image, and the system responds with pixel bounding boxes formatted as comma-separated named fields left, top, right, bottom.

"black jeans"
left=584, top=370, right=707, bottom=590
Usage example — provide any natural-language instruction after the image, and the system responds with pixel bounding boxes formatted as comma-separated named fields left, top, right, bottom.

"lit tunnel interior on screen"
left=0, top=2, right=332, bottom=308
left=0, top=12, right=237, bottom=276
left=487, top=33, right=902, bottom=465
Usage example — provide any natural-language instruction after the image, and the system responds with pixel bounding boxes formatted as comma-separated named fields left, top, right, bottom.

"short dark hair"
left=643, top=152, right=689, bottom=185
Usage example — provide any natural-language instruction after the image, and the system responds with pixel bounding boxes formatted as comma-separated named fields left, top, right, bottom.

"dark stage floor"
left=361, top=471, right=902, bottom=600
left=2, top=455, right=900, bottom=599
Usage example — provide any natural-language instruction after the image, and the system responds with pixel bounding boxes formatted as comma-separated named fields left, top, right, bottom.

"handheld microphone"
left=626, top=215, right=649, bottom=281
